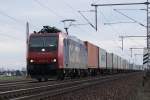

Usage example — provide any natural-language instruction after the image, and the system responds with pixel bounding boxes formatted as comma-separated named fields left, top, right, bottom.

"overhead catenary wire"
left=104, top=21, right=136, bottom=25
left=99, top=11, right=124, bottom=48
left=113, top=9, right=146, bottom=27
left=0, top=8, right=40, bottom=41
left=59, top=0, right=99, bottom=31
left=0, top=33, right=23, bottom=41
left=33, top=0, right=65, bottom=19
left=59, top=0, right=100, bottom=38
left=0, top=9, right=24, bottom=26
left=61, top=0, right=96, bottom=30
left=61, top=0, right=82, bottom=18
left=92, top=0, right=101, bottom=4
left=57, top=0, right=110, bottom=48
left=0, top=9, right=28, bottom=40
left=114, top=8, right=147, bottom=11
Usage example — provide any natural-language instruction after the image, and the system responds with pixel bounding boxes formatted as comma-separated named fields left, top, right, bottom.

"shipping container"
left=126, top=61, right=129, bottom=70
left=112, top=53, right=118, bottom=69
left=129, top=64, right=133, bottom=70
left=122, top=59, right=126, bottom=70
left=99, top=48, right=107, bottom=69
left=120, top=58, right=124, bottom=69
left=117, top=56, right=121, bottom=69
left=84, top=41, right=99, bottom=68
left=64, top=36, right=87, bottom=69
left=106, top=53, right=113, bottom=69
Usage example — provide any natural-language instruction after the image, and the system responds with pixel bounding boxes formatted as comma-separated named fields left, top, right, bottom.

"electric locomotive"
left=27, top=26, right=67, bottom=81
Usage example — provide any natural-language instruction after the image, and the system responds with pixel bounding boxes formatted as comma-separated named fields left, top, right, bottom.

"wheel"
left=57, top=70, right=65, bottom=80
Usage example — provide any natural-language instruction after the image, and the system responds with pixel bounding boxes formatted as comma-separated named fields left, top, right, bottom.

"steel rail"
left=0, top=79, right=57, bottom=92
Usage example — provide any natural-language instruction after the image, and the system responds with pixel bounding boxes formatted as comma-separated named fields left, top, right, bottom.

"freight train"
left=27, top=26, right=142, bottom=81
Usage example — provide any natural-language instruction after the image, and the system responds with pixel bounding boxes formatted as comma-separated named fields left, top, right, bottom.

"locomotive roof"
left=30, top=32, right=66, bottom=37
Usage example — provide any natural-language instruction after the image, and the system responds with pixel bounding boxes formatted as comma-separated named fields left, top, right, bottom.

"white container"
left=122, top=59, right=126, bottom=70
left=117, top=56, right=121, bottom=70
left=106, top=53, right=113, bottom=69
left=99, top=48, right=107, bottom=69
left=64, top=37, right=87, bottom=69
left=121, top=58, right=124, bottom=69
left=126, top=61, right=129, bottom=70
left=112, top=53, right=118, bottom=69
left=129, top=64, right=133, bottom=70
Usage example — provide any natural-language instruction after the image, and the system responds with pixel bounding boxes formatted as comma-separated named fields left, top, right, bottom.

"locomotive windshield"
left=29, top=36, right=58, bottom=51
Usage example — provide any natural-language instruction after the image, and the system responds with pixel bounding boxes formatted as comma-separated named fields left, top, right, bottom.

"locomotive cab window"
left=29, top=37, right=43, bottom=47
left=29, top=36, right=58, bottom=51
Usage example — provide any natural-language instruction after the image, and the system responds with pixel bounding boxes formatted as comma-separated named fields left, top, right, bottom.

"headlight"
left=30, top=59, right=34, bottom=63
left=41, top=48, right=45, bottom=52
left=52, top=58, right=56, bottom=62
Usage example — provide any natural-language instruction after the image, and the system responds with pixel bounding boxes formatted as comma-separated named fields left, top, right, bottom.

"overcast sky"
left=0, top=0, right=147, bottom=70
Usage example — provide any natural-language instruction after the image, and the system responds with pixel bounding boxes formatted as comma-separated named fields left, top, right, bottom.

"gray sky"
left=0, top=0, right=147, bottom=69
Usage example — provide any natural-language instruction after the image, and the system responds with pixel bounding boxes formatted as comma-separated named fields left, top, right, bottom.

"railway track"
left=0, top=79, right=57, bottom=92
left=0, top=72, right=141, bottom=100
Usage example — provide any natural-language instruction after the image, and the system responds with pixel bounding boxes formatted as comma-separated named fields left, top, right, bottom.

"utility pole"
left=26, top=22, right=29, bottom=44
left=95, top=6, right=98, bottom=31
left=147, top=0, right=150, bottom=71
left=120, top=36, right=124, bottom=51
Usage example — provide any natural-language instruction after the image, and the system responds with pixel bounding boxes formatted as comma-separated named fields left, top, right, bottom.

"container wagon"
left=84, top=41, right=99, bottom=76
left=99, top=48, right=107, bottom=74
left=106, top=52, right=113, bottom=74
left=112, top=53, right=118, bottom=73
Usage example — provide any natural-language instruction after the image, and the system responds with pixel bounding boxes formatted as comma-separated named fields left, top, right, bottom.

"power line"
left=0, top=8, right=37, bottom=30
left=111, top=8, right=146, bottom=48
left=99, top=11, right=124, bottom=48
left=61, top=0, right=96, bottom=30
left=0, top=10, right=24, bottom=26
left=100, top=10, right=145, bottom=55
left=114, top=9, right=146, bottom=27
left=0, top=33, right=23, bottom=41
left=33, top=0, right=64, bottom=19
left=0, top=9, right=38, bottom=41
left=61, top=0, right=81, bottom=17
left=92, top=0, right=101, bottom=4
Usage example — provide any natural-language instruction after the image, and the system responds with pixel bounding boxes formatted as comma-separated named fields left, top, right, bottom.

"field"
left=0, top=76, right=25, bottom=81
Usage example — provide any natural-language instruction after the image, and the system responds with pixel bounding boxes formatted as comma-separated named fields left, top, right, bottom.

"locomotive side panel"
left=64, top=37, right=87, bottom=69
left=58, top=33, right=66, bottom=69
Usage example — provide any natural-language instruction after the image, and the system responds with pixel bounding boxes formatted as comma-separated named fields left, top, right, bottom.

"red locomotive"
left=27, top=26, right=68, bottom=81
